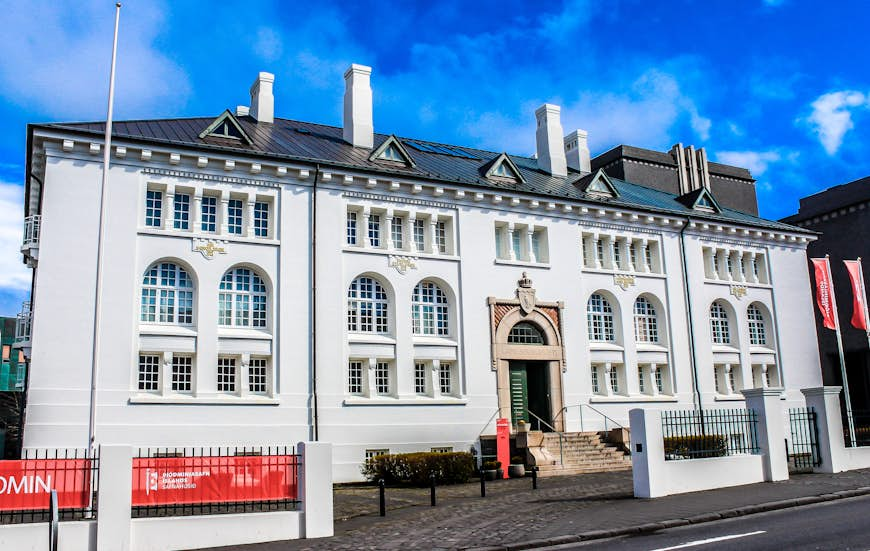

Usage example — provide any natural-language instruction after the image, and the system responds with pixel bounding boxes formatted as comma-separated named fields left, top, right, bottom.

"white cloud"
left=254, top=27, right=283, bottom=62
left=715, top=149, right=795, bottom=177
left=0, top=182, right=31, bottom=292
left=804, top=90, right=869, bottom=155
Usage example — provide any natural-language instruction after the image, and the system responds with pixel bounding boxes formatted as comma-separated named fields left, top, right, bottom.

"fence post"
left=629, top=408, right=663, bottom=498
left=742, top=388, right=789, bottom=482
left=298, top=441, right=334, bottom=539
left=96, top=445, right=132, bottom=551
left=802, top=387, right=848, bottom=473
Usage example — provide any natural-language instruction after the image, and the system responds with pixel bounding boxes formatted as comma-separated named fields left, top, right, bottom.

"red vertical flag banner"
left=811, top=258, right=838, bottom=330
left=844, top=260, right=869, bottom=331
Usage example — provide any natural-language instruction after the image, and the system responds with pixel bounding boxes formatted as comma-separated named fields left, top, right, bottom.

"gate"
left=788, top=407, right=821, bottom=472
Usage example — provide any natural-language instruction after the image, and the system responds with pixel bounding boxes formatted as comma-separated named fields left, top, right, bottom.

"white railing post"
left=742, top=387, right=789, bottom=481
left=298, top=441, right=333, bottom=539
left=629, top=408, right=664, bottom=498
left=96, top=445, right=132, bottom=551
left=802, top=386, right=848, bottom=473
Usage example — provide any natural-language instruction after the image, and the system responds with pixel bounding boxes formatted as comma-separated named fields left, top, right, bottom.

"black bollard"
left=532, top=466, right=538, bottom=490
left=479, top=471, right=486, bottom=498
left=430, top=473, right=436, bottom=506
left=379, top=478, right=386, bottom=517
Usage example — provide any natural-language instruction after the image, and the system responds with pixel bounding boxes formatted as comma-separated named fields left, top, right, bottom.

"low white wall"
left=0, top=520, right=95, bottom=551
left=131, top=511, right=301, bottom=551
left=846, top=447, right=870, bottom=471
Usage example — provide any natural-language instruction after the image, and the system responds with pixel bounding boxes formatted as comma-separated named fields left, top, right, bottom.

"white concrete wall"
left=0, top=521, right=95, bottom=551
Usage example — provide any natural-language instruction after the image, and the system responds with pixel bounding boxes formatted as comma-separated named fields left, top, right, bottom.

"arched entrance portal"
left=489, top=274, right=566, bottom=432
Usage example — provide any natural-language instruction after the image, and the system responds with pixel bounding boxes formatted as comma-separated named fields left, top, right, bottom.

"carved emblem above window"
left=388, top=255, right=418, bottom=275
left=517, top=272, right=536, bottom=315
left=192, top=238, right=228, bottom=259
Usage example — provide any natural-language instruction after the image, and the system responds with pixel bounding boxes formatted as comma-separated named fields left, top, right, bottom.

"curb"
left=466, top=486, right=870, bottom=551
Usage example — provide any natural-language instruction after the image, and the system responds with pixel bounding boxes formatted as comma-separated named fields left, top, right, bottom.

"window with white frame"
left=253, top=201, right=269, bottom=237
left=412, top=281, right=449, bottom=336
left=346, top=211, right=358, bottom=245
left=145, top=190, right=163, bottom=227
left=138, top=354, right=160, bottom=392
left=654, top=367, right=664, bottom=393
left=508, top=322, right=545, bottom=344
left=348, top=360, right=363, bottom=395
left=248, top=357, right=269, bottom=394
left=201, top=195, right=217, bottom=232
left=633, top=297, right=659, bottom=343
left=710, top=301, right=731, bottom=344
left=439, top=362, right=453, bottom=395
left=596, top=239, right=605, bottom=267
left=347, top=277, right=389, bottom=333
left=414, top=362, right=427, bottom=395
left=365, top=449, right=389, bottom=462
left=171, top=355, right=193, bottom=393
left=374, top=361, right=391, bottom=395
left=587, top=293, right=615, bottom=342
left=217, top=357, right=237, bottom=393
left=512, top=230, right=522, bottom=260
left=413, top=219, right=426, bottom=252
left=747, top=304, right=767, bottom=345
left=612, top=240, right=621, bottom=268
left=227, top=199, right=244, bottom=234
left=140, top=262, right=194, bottom=325
left=431, top=447, right=453, bottom=453
left=392, top=216, right=404, bottom=249
left=609, top=368, right=620, bottom=393
left=368, top=214, right=381, bottom=248
left=219, top=267, right=268, bottom=328
left=637, top=365, right=645, bottom=393
left=591, top=366, right=600, bottom=393
left=173, top=193, right=191, bottom=230
left=436, top=220, right=447, bottom=254
left=495, top=225, right=505, bottom=258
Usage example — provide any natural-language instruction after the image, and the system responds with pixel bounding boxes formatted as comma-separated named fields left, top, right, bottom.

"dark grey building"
left=782, top=176, right=870, bottom=410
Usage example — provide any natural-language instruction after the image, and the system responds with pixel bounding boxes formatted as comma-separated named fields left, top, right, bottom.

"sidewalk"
left=213, top=468, right=870, bottom=550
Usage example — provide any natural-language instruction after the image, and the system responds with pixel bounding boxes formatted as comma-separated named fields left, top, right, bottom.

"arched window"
left=587, top=293, right=615, bottom=342
left=347, top=276, right=389, bottom=333
left=747, top=304, right=767, bottom=345
left=219, top=267, right=267, bottom=328
left=710, top=301, right=730, bottom=344
left=412, top=281, right=449, bottom=336
left=633, top=297, right=658, bottom=343
left=141, top=262, right=194, bottom=325
left=508, top=322, right=545, bottom=344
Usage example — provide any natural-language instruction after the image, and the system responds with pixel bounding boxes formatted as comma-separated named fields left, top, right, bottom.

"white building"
left=18, top=65, right=822, bottom=481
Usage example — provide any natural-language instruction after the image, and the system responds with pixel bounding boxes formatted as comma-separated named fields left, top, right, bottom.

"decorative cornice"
left=343, top=190, right=457, bottom=210
left=142, top=167, right=279, bottom=189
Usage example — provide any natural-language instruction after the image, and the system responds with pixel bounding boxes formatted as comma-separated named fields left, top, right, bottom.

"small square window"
left=145, top=190, right=163, bottom=227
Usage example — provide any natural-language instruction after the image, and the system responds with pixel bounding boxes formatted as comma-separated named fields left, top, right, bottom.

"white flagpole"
left=858, top=257, right=870, bottom=349
left=88, top=2, right=122, bottom=451
left=827, top=255, right=856, bottom=445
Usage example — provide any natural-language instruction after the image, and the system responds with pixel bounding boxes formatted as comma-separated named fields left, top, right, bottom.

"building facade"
left=19, top=65, right=822, bottom=481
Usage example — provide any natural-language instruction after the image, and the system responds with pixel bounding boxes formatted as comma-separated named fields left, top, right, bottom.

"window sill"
left=712, top=345, right=740, bottom=354
left=138, top=228, right=280, bottom=246
left=749, top=346, right=776, bottom=354
left=494, top=259, right=550, bottom=269
left=635, top=343, right=669, bottom=353
left=217, top=328, right=273, bottom=340
left=129, top=394, right=279, bottom=405
left=589, top=343, right=624, bottom=352
left=412, top=337, right=458, bottom=346
left=342, top=247, right=459, bottom=262
left=139, top=325, right=197, bottom=337
left=343, top=396, right=467, bottom=406
left=590, top=395, right=677, bottom=403
left=703, top=279, right=771, bottom=289
left=581, top=267, right=666, bottom=278
left=713, top=394, right=745, bottom=402
left=348, top=334, right=396, bottom=344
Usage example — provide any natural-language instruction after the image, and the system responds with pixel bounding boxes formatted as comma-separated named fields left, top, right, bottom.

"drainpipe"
left=310, top=164, right=321, bottom=441
left=679, top=217, right=703, bottom=409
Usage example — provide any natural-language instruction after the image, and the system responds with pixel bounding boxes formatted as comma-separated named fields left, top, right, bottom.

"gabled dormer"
left=579, top=169, right=619, bottom=198
left=369, top=135, right=416, bottom=167
left=198, top=110, right=254, bottom=145
left=482, top=153, right=526, bottom=183
left=677, top=186, right=722, bottom=213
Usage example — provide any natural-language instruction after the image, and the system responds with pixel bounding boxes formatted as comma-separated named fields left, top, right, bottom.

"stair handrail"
left=525, top=409, right=564, bottom=465
left=554, top=404, right=625, bottom=433
left=477, top=408, right=501, bottom=439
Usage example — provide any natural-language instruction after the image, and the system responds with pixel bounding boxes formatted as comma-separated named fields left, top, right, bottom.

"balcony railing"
left=15, top=301, right=32, bottom=346
left=22, top=215, right=41, bottom=249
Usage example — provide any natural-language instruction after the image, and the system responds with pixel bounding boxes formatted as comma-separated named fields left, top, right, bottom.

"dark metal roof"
left=37, top=115, right=801, bottom=232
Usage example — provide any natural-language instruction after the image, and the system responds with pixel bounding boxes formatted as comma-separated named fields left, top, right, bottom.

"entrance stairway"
left=523, top=431, right=632, bottom=477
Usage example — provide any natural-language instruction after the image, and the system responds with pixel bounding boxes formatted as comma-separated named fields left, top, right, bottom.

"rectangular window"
left=715, top=368, right=723, bottom=394
left=375, top=361, right=390, bottom=395
left=596, top=239, right=605, bottom=267
left=637, top=365, right=645, bottom=393
left=531, top=231, right=541, bottom=261
left=591, top=366, right=599, bottom=394
left=645, top=244, right=653, bottom=271
left=512, top=229, right=522, bottom=260
left=609, top=368, right=619, bottom=394
left=346, top=211, right=358, bottom=245
left=630, top=242, right=638, bottom=269
left=392, top=216, right=404, bottom=249
left=227, top=199, right=244, bottom=234
left=365, top=449, right=389, bottom=462
left=414, top=362, right=427, bottom=395
left=728, top=369, right=737, bottom=393
left=253, top=201, right=269, bottom=237
left=413, top=219, right=425, bottom=252
left=495, top=226, right=505, bottom=259
left=436, top=221, right=447, bottom=254
left=145, top=190, right=163, bottom=227
left=431, top=447, right=453, bottom=453
left=217, top=357, right=236, bottom=393
left=655, top=368, right=664, bottom=393
left=248, top=357, right=268, bottom=394
left=348, top=361, right=363, bottom=395
left=612, top=240, right=621, bottom=268
left=201, top=196, right=217, bottom=232
left=138, top=354, right=160, bottom=392
left=369, top=214, right=381, bottom=247
left=171, top=356, right=193, bottom=393
left=173, top=193, right=191, bottom=230
left=439, top=362, right=452, bottom=395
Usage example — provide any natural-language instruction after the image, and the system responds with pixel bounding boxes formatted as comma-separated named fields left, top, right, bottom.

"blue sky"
left=0, top=0, right=869, bottom=315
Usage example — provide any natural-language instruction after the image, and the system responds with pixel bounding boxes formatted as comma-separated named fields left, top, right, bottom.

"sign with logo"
left=0, top=459, right=91, bottom=511
left=131, top=455, right=298, bottom=506
left=811, top=258, right=839, bottom=331
left=496, top=418, right=511, bottom=480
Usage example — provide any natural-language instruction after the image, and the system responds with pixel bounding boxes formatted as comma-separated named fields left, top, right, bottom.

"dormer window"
left=492, top=162, right=512, bottom=178
left=369, top=135, right=416, bottom=167
left=483, top=153, right=525, bottom=183
left=580, top=170, right=619, bottom=198
left=379, top=143, right=404, bottom=162
left=198, top=110, right=253, bottom=145
left=695, top=195, right=714, bottom=211
left=676, top=187, right=722, bottom=213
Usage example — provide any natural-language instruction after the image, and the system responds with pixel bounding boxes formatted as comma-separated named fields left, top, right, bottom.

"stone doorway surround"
left=489, top=273, right=567, bottom=431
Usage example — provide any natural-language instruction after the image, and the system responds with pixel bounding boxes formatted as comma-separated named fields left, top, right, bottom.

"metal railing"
left=554, top=403, right=625, bottom=433
left=526, top=410, right=563, bottom=465
left=14, top=301, right=32, bottom=345
left=21, top=215, right=41, bottom=249
left=788, top=407, right=821, bottom=470
left=842, top=410, right=870, bottom=448
left=661, top=408, right=759, bottom=460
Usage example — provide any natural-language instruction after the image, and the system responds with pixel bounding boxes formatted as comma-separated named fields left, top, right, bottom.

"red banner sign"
left=812, top=258, right=838, bottom=330
left=844, top=260, right=868, bottom=331
left=0, top=459, right=92, bottom=511
left=132, top=455, right=297, bottom=506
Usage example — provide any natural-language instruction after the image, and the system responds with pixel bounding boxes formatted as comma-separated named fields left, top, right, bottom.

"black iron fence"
left=842, top=410, right=870, bottom=448
left=788, top=407, right=821, bottom=471
left=0, top=448, right=99, bottom=525
left=131, top=446, right=299, bottom=518
left=661, top=408, right=759, bottom=460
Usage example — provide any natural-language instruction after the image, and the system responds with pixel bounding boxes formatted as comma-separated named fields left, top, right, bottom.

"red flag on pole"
left=844, top=260, right=869, bottom=330
left=811, top=258, right=838, bottom=330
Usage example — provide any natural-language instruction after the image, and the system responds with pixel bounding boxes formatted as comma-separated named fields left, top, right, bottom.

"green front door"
left=509, top=363, right=528, bottom=427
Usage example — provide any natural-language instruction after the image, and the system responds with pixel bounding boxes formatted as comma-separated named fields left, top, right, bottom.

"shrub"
left=361, top=451, right=475, bottom=486
left=663, top=434, right=727, bottom=459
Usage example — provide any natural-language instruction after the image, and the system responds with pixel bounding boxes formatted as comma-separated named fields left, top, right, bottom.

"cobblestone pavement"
left=210, top=469, right=870, bottom=551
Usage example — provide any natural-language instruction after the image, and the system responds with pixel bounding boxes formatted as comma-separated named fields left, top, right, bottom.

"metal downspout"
left=310, top=164, right=321, bottom=441
left=680, top=217, right=703, bottom=409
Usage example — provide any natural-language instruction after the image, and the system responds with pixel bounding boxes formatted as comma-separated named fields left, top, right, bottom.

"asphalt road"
left=545, top=494, right=870, bottom=551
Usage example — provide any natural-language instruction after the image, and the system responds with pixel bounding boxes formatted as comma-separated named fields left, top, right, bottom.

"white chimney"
left=249, top=72, right=275, bottom=124
left=564, top=129, right=591, bottom=173
left=235, top=105, right=250, bottom=117
left=343, top=64, right=374, bottom=148
left=535, top=104, right=567, bottom=177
